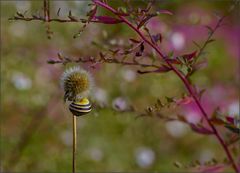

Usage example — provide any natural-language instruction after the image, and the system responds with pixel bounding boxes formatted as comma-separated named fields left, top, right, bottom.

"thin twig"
left=43, top=0, right=52, bottom=39
left=43, top=0, right=50, bottom=22
left=72, top=116, right=77, bottom=173
left=48, top=55, right=161, bottom=69
left=9, top=16, right=89, bottom=23
left=195, top=16, right=226, bottom=63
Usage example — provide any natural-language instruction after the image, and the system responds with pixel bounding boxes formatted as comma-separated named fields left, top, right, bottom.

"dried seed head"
left=60, top=66, right=93, bottom=102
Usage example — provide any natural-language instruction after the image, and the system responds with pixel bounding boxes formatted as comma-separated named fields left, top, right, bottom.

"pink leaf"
left=157, top=65, right=172, bottom=72
left=47, top=59, right=58, bottom=64
left=190, top=123, right=214, bottom=135
left=166, top=58, right=181, bottom=64
left=193, top=164, right=227, bottom=173
left=176, top=97, right=194, bottom=105
left=182, top=51, right=197, bottom=61
left=93, top=16, right=123, bottom=24
left=226, top=116, right=234, bottom=124
left=157, top=10, right=173, bottom=15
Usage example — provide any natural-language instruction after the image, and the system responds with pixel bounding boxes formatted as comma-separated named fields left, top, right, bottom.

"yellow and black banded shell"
left=69, top=98, right=92, bottom=116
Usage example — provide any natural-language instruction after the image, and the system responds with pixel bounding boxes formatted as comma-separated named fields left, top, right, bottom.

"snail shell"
left=69, top=98, right=92, bottom=116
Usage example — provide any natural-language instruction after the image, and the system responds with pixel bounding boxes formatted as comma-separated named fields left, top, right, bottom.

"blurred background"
left=1, top=0, right=239, bottom=172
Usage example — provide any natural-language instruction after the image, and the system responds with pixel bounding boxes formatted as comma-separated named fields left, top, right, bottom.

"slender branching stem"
left=93, top=1, right=239, bottom=172
left=9, top=16, right=99, bottom=23
left=43, top=0, right=50, bottom=22
left=195, top=16, right=226, bottom=62
left=72, top=116, right=77, bottom=173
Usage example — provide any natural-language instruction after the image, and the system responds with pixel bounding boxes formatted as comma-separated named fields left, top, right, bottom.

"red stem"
left=93, top=1, right=239, bottom=172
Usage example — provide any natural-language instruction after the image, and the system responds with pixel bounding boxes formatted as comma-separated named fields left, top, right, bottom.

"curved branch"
left=93, top=1, right=239, bottom=172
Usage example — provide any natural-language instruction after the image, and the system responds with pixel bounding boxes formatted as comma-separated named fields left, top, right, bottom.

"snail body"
left=69, top=97, right=92, bottom=116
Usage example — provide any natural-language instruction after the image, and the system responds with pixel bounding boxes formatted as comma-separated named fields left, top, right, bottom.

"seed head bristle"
left=60, top=66, right=93, bottom=102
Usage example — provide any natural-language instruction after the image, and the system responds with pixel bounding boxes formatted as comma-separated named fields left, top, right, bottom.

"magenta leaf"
left=166, top=58, right=181, bottom=64
left=195, top=164, right=227, bottom=173
left=182, top=51, right=197, bottom=61
left=190, top=123, right=214, bottom=135
left=176, top=96, right=194, bottom=105
left=93, top=16, right=123, bottom=24
left=156, top=65, right=172, bottom=72
left=192, top=164, right=227, bottom=173
left=226, top=116, right=234, bottom=124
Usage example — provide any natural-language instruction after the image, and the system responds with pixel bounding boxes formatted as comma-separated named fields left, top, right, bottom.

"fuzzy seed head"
left=60, top=66, right=93, bottom=102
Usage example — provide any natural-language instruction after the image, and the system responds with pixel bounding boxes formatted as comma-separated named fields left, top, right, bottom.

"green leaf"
left=168, top=51, right=174, bottom=58
left=173, top=161, right=183, bottom=168
left=165, top=96, right=174, bottom=103
left=224, top=124, right=240, bottom=134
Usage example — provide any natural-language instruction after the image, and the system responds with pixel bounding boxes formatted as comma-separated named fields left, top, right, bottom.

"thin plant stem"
left=43, top=0, right=50, bottom=22
left=93, top=1, right=239, bottom=172
left=72, top=115, right=77, bottom=173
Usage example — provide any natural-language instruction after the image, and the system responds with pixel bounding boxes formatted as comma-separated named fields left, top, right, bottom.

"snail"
left=60, top=66, right=94, bottom=116
left=69, top=97, right=92, bottom=116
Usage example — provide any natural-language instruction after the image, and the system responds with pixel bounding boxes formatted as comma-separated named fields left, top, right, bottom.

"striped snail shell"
left=69, top=97, right=92, bottom=116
